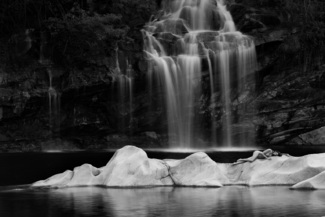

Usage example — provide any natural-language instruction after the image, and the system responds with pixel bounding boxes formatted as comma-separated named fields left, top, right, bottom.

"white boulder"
left=223, top=154, right=325, bottom=186
left=168, top=152, right=228, bottom=186
left=291, top=170, right=325, bottom=189
left=33, top=170, right=73, bottom=187
left=32, top=146, right=325, bottom=189
left=99, top=145, right=173, bottom=186
left=66, top=164, right=103, bottom=186
left=32, top=146, right=173, bottom=187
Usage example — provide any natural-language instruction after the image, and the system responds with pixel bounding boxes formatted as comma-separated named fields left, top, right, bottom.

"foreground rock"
left=221, top=154, right=325, bottom=186
left=32, top=146, right=325, bottom=189
left=291, top=171, right=325, bottom=190
left=33, top=146, right=173, bottom=187
left=168, top=152, right=228, bottom=187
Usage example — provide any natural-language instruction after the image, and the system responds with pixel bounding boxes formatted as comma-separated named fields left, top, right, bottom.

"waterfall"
left=48, top=69, right=61, bottom=135
left=143, top=0, right=257, bottom=148
left=113, top=48, right=134, bottom=134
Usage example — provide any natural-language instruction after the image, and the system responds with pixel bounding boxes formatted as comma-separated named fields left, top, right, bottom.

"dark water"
left=0, top=151, right=254, bottom=186
left=0, top=186, right=324, bottom=217
left=1, top=148, right=325, bottom=216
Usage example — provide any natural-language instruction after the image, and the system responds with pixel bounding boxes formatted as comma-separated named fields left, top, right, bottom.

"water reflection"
left=0, top=187, right=325, bottom=217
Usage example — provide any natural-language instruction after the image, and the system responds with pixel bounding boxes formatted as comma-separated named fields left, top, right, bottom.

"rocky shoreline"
left=32, top=145, right=325, bottom=190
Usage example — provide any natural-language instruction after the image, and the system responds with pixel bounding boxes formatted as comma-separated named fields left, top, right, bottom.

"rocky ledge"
left=32, top=146, right=325, bottom=190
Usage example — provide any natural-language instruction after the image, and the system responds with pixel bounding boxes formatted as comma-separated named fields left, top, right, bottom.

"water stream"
left=48, top=69, right=61, bottom=135
left=143, top=0, right=257, bottom=148
left=113, top=47, right=134, bottom=134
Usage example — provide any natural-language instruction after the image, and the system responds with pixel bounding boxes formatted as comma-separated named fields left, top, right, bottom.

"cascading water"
left=143, top=0, right=257, bottom=148
left=48, top=69, right=61, bottom=135
left=112, top=47, right=134, bottom=134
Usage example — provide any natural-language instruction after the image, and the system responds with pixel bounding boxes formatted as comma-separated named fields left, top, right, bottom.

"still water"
left=0, top=186, right=324, bottom=217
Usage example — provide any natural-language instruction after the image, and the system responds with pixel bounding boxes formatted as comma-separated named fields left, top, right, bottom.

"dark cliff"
left=230, top=0, right=325, bottom=146
left=0, top=0, right=325, bottom=151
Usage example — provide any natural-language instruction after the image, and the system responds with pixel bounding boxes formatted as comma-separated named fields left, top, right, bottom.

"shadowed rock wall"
left=1, top=0, right=325, bottom=151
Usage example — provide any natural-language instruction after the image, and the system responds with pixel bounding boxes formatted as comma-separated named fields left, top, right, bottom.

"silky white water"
left=143, top=0, right=257, bottom=148
left=113, top=47, right=134, bottom=133
left=48, top=69, right=60, bottom=135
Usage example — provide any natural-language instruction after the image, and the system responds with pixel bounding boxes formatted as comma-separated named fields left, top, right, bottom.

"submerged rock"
left=32, top=146, right=325, bottom=189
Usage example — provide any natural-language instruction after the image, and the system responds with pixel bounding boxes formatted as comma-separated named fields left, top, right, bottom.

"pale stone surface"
left=32, top=146, right=325, bottom=189
left=66, top=164, right=103, bottom=186
left=291, top=170, right=325, bottom=189
left=99, top=145, right=173, bottom=186
left=33, top=170, right=73, bottom=187
left=33, top=146, right=173, bottom=187
left=168, top=152, right=228, bottom=186
left=223, top=154, right=325, bottom=186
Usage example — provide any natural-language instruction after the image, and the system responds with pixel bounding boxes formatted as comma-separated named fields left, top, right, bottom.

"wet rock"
left=289, top=127, right=325, bottom=145
left=230, top=2, right=283, bottom=33
left=154, top=19, right=189, bottom=35
left=252, top=65, right=325, bottom=145
left=254, top=29, right=288, bottom=46
left=154, top=32, right=182, bottom=54
left=192, top=31, right=220, bottom=43
left=156, top=32, right=181, bottom=43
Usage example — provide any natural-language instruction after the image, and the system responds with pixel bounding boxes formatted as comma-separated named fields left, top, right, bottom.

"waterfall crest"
left=143, top=0, right=257, bottom=148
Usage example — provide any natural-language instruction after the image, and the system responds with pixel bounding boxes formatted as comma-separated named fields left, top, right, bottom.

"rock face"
left=0, top=1, right=165, bottom=152
left=226, top=0, right=325, bottom=146
left=32, top=146, right=325, bottom=189
left=1, top=0, right=325, bottom=150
